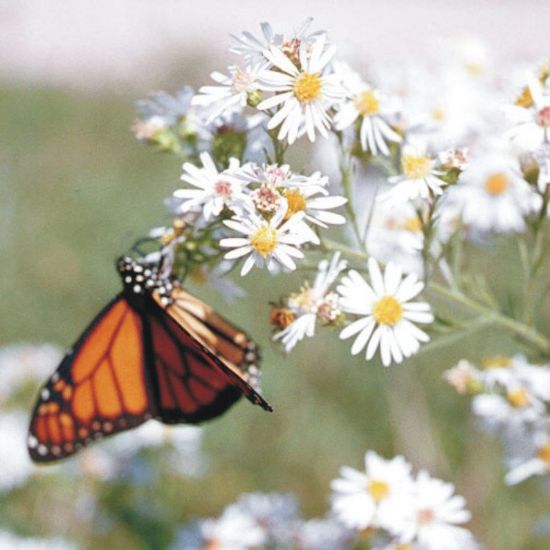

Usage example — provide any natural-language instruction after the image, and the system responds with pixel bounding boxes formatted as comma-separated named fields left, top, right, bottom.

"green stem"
left=322, top=237, right=550, bottom=354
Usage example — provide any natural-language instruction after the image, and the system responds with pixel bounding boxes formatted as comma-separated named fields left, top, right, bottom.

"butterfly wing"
left=28, top=296, right=154, bottom=462
left=147, top=288, right=272, bottom=425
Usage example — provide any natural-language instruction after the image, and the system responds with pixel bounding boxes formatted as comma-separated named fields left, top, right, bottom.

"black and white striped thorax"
left=116, top=256, right=174, bottom=306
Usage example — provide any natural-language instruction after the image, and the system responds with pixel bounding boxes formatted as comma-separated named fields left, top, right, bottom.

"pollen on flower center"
left=536, top=106, right=550, bottom=127
left=401, top=154, right=432, bottom=180
left=417, top=508, right=435, bottom=524
left=403, top=215, right=423, bottom=233
left=251, top=225, right=278, bottom=257
left=368, top=480, right=389, bottom=501
left=373, top=296, right=403, bottom=326
left=484, top=172, right=509, bottom=196
left=285, top=190, right=307, bottom=218
left=536, top=444, right=550, bottom=465
left=214, top=180, right=233, bottom=200
left=507, top=388, right=529, bottom=408
left=293, top=72, right=322, bottom=104
left=355, top=90, right=380, bottom=116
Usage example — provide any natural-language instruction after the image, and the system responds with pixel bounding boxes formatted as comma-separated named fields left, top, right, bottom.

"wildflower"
left=334, top=67, right=401, bottom=156
left=257, top=35, right=345, bottom=143
left=506, top=77, right=550, bottom=150
left=220, top=202, right=315, bottom=276
left=338, top=259, right=433, bottom=367
left=449, top=152, right=537, bottom=233
left=398, top=471, right=478, bottom=550
left=505, top=430, right=550, bottom=485
left=444, top=360, right=483, bottom=395
left=438, top=148, right=469, bottom=171
left=330, top=451, right=415, bottom=532
left=295, top=518, right=355, bottom=550
left=274, top=253, right=347, bottom=351
left=193, top=65, right=264, bottom=123
left=383, top=144, right=447, bottom=202
left=137, top=87, right=195, bottom=126
left=174, top=152, right=248, bottom=220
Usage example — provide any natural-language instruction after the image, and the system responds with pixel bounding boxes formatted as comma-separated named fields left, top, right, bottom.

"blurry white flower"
left=535, top=143, right=550, bottom=193
left=131, top=115, right=168, bottom=140
left=0, top=530, right=75, bottom=550
left=274, top=253, right=347, bottom=351
left=338, top=259, right=433, bottom=366
left=506, top=77, right=550, bottom=150
left=398, top=471, right=478, bottom=550
left=258, top=35, right=345, bottom=143
left=193, top=65, right=264, bottom=123
left=0, top=411, right=37, bottom=492
left=439, top=148, right=469, bottom=171
left=334, top=67, right=401, bottom=156
left=330, top=451, right=415, bottom=533
left=505, top=430, right=550, bottom=485
left=175, top=153, right=248, bottom=220
left=0, top=343, right=63, bottom=406
left=443, top=360, right=482, bottom=395
left=449, top=152, right=536, bottom=233
left=137, top=87, right=195, bottom=126
left=221, top=202, right=315, bottom=276
left=383, top=144, right=447, bottom=202
left=295, top=518, right=354, bottom=550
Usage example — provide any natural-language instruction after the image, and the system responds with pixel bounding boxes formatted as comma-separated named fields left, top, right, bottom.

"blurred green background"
left=1, top=77, right=549, bottom=550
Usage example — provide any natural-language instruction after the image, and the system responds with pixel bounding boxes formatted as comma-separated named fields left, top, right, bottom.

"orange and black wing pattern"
left=148, top=288, right=271, bottom=424
left=28, top=256, right=271, bottom=463
left=28, top=296, right=154, bottom=462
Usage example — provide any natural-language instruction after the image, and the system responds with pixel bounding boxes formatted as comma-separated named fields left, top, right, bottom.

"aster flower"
left=330, top=451, right=415, bottom=533
left=230, top=18, right=325, bottom=66
left=193, top=65, right=264, bottom=123
left=295, top=518, right=355, bottom=550
left=382, top=144, right=447, bottom=202
left=137, top=87, right=195, bottom=126
left=398, top=471, right=478, bottom=550
left=338, top=259, right=433, bottom=367
left=257, top=35, right=345, bottom=143
left=220, top=202, right=315, bottom=276
left=448, top=152, right=537, bottom=233
left=274, top=253, right=347, bottom=351
left=334, top=67, right=402, bottom=156
left=505, top=430, right=550, bottom=485
left=444, top=360, right=482, bottom=395
left=174, top=152, right=249, bottom=220
left=506, top=77, right=550, bottom=150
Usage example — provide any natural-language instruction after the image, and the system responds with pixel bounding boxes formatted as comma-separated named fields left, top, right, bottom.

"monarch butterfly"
left=28, top=256, right=272, bottom=463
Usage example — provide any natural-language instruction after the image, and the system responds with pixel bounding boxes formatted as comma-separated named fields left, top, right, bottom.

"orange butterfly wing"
left=28, top=296, right=153, bottom=462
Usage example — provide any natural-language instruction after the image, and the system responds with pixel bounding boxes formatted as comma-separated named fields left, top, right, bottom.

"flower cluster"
left=331, top=450, right=478, bottom=550
left=445, top=355, right=550, bottom=485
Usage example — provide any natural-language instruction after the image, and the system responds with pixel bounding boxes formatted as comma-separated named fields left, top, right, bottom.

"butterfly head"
left=117, top=256, right=174, bottom=306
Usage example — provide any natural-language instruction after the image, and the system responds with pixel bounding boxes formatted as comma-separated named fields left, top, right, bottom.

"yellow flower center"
left=480, top=355, right=512, bottom=369
left=373, top=296, right=403, bottom=326
left=401, top=154, right=432, bottom=180
left=293, top=72, right=322, bottom=104
left=284, top=190, right=307, bottom=219
left=507, top=388, right=529, bottom=408
left=368, top=480, right=389, bottom=501
left=537, top=444, right=550, bottom=465
left=432, top=106, right=446, bottom=121
left=484, top=172, right=509, bottom=196
left=403, top=215, right=423, bottom=233
left=355, top=89, right=380, bottom=116
left=289, top=286, right=314, bottom=311
left=516, top=86, right=534, bottom=108
left=251, top=225, right=278, bottom=257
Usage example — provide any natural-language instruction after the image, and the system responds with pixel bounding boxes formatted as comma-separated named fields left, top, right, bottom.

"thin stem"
left=336, top=132, right=367, bottom=255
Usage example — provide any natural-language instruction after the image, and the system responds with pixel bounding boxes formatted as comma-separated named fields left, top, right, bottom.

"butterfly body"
left=28, top=257, right=271, bottom=463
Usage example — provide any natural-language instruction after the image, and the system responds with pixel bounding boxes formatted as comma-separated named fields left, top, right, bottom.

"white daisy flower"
left=506, top=77, right=550, bottom=150
left=330, top=451, right=415, bottom=533
left=174, top=152, right=249, bottom=221
left=230, top=18, right=325, bottom=66
left=274, top=253, right=347, bottom=351
left=220, top=202, right=314, bottom=276
left=257, top=35, right=345, bottom=144
left=449, top=152, right=536, bottom=233
left=334, top=68, right=401, bottom=156
left=295, top=518, right=354, bottom=550
left=193, top=65, right=264, bottom=123
left=505, top=430, right=550, bottom=485
left=338, top=259, right=434, bottom=367
left=383, top=144, right=447, bottom=202
left=398, top=471, right=478, bottom=550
